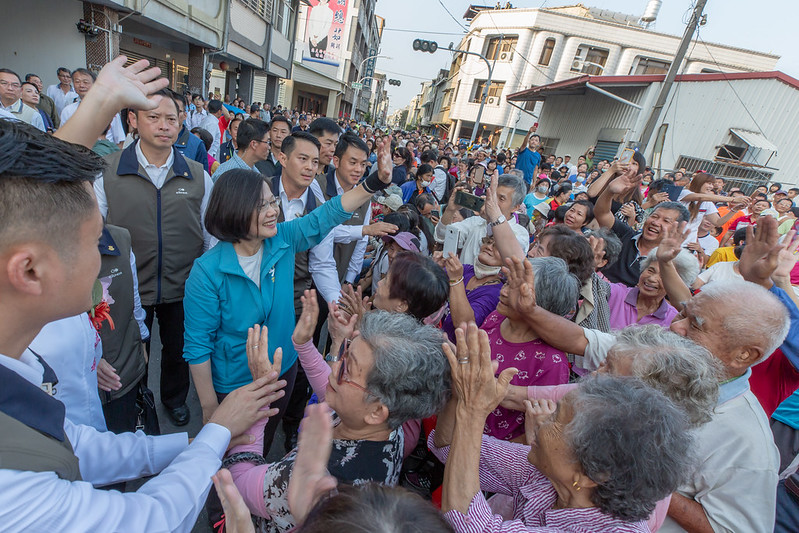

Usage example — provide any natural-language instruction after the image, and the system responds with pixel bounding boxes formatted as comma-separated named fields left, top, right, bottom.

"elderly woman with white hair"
left=479, top=256, right=580, bottom=442
left=431, top=322, right=694, bottom=533
left=607, top=247, right=700, bottom=330
left=225, top=309, right=451, bottom=532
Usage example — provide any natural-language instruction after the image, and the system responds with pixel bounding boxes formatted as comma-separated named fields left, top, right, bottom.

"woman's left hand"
left=443, top=322, right=518, bottom=417
left=443, top=252, right=464, bottom=283
left=338, top=284, right=371, bottom=321
left=523, top=399, right=557, bottom=446
left=246, top=324, right=282, bottom=381
left=212, top=469, right=255, bottom=533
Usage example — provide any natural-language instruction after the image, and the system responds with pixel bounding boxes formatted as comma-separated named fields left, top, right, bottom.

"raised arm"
left=656, top=223, right=694, bottom=310
left=483, top=178, right=525, bottom=260
left=593, top=168, right=639, bottom=229
left=587, top=161, right=622, bottom=199
left=444, top=253, right=476, bottom=325
left=55, top=56, right=168, bottom=148
left=338, top=135, right=393, bottom=212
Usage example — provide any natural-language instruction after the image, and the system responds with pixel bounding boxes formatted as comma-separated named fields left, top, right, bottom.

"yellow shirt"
left=706, top=246, right=737, bottom=267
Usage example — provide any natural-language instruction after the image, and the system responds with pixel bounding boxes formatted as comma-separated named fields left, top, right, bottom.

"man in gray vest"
left=94, top=88, right=215, bottom=426
left=0, top=57, right=285, bottom=532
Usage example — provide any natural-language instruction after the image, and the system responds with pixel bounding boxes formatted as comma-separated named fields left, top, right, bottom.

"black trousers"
left=102, top=384, right=139, bottom=435
left=143, top=302, right=189, bottom=410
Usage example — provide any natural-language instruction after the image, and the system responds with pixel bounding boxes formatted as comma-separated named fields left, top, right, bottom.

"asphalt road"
left=126, top=319, right=290, bottom=532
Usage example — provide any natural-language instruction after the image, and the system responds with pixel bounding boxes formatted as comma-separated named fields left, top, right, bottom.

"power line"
left=383, top=27, right=465, bottom=36
left=437, top=0, right=469, bottom=31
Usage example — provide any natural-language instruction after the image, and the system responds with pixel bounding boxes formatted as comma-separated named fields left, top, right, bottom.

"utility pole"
left=638, top=0, right=708, bottom=156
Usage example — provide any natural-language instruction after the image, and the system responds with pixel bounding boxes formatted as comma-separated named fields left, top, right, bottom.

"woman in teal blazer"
left=183, top=132, right=393, bottom=451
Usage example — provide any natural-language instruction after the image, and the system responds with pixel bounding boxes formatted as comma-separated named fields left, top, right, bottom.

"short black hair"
left=205, top=169, right=266, bottom=243
left=207, top=99, right=223, bottom=114
left=71, top=68, right=96, bottom=82
left=420, top=150, right=437, bottom=164
left=417, top=164, right=433, bottom=178
left=270, top=115, right=291, bottom=130
left=0, top=120, right=103, bottom=256
left=0, top=68, right=21, bottom=83
left=57, top=67, right=71, bottom=76
left=237, top=118, right=270, bottom=149
left=309, top=117, right=340, bottom=138
left=438, top=155, right=451, bottom=168
left=334, top=132, right=368, bottom=159
left=190, top=127, right=213, bottom=151
left=281, top=131, right=321, bottom=155
left=24, top=73, right=40, bottom=82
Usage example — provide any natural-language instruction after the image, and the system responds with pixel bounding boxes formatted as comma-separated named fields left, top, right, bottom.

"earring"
left=572, top=481, right=581, bottom=491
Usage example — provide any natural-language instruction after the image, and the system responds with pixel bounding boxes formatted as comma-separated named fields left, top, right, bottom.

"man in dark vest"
left=0, top=59, right=284, bottom=531
left=309, top=117, right=340, bottom=181
left=93, top=88, right=216, bottom=426
left=255, top=114, right=291, bottom=177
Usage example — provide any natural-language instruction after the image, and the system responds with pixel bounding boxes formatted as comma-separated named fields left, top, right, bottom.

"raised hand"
left=442, top=322, right=518, bottom=416
left=293, top=290, right=320, bottom=346
left=337, top=284, right=371, bottom=321
left=288, top=403, right=338, bottom=524
left=363, top=221, right=399, bottom=237
left=212, top=469, right=255, bottom=533
left=375, top=134, right=394, bottom=184
left=523, top=399, right=557, bottom=446
left=482, top=175, right=502, bottom=222
left=93, top=56, right=169, bottom=112
left=773, top=230, right=799, bottom=280
left=656, top=221, right=690, bottom=264
left=209, top=374, right=286, bottom=447
left=443, top=252, right=464, bottom=283
left=246, top=324, right=282, bottom=381
left=587, top=235, right=605, bottom=269
left=738, top=216, right=783, bottom=288
left=503, top=257, right=537, bottom=316
left=327, top=301, right=358, bottom=348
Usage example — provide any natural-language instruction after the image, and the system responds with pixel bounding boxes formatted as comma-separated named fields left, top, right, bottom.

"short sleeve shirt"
left=516, top=147, right=542, bottom=184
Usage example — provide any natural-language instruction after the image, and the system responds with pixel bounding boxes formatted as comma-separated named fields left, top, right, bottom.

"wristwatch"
left=489, top=215, right=507, bottom=227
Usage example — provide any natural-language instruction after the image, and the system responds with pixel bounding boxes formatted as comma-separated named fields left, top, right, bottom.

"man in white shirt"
left=0, top=57, right=285, bottom=533
left=435, top=173, right=529, bottom=265
left=0, top=68, right=45, bottom=131
left=60, top=68, right=125, bottom=145
left=199, top=99, right=224, bottom=159
left=46, top=66, right=79, bottom=116
left=188, top=93, right=208, bottom=129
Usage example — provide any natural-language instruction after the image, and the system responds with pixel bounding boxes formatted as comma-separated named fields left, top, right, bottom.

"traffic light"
left=413, top=39, right=438, bottom=53
left=388, top=79, right=401, bottom=86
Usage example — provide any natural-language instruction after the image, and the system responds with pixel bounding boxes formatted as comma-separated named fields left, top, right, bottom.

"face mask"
left=474, top=257, right=502, bottom=279
left=576, top=177, right=585, bottom=183
left=537, top=186, right=549, bottom=194
left=642, top=181, right=650, bottom=187
left=420, top=180, right=431, bottom=188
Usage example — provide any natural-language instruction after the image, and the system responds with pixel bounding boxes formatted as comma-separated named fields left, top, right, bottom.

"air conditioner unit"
left=571, top=59, right=584, bottom=71
left=500, top=52, right=513, bottom=61
left=487, top=97, right=496, bottom=105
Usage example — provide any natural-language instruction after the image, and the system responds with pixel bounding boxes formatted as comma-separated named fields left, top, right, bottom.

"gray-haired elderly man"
left=501, top=218, right=797, bottom=533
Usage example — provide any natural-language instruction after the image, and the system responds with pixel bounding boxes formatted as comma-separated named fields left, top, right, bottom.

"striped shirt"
left=428, top=431, right=649, bottom=533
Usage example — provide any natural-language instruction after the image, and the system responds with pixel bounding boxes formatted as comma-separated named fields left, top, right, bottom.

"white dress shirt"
left=60, top=100, right=126, bottom=144
left=199, top=113, right=221, bottom=159
left=278, top=178, right=342, bottom=302
left=330, top=174, right=371, bottom=283
left=189, top=108, right=208, bottom=130
left=434, top=215, right=529, bottom=266
left=0, top=350, right=231, bottom=533
left=94, top=142, right=216, bottom=251
left=28, top=314, right=106, bottom=431
left=46, top=83, right=79, bottom=115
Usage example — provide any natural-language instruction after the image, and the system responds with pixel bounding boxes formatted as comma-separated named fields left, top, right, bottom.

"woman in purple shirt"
left=607, top=247, right=699, bottom=331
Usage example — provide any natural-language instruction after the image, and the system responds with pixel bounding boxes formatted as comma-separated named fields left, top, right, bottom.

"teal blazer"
left=183, top=196, right=351, bottom=393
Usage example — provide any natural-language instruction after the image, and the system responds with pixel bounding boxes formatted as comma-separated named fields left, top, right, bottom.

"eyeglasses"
left=326, top=339, right=375, bottom=396
left=259, top=198, right=280, bottom=212
left=0, top=81, right=21, bottom=89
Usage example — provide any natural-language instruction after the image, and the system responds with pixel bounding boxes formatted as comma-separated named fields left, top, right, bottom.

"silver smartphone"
left=443, top=225, right=459, bottom=256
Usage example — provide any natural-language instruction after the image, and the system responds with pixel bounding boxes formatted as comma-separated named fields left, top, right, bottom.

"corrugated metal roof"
left=506, top=71, right=799, bottom=102
left=730, top=128, right=778, bottom=153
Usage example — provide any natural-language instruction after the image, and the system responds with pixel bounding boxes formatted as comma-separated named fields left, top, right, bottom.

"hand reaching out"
left=327, top=301, right=358, bottom=348
left=772, top=230, right=799, bottom=280
left=288, top=403, right=338, bottom=525
left=338, top=284, right=371, bottom=321
left=587, top=235, right=606, bottom=269
left=503, top=257, right=537, bottom=316
left=443, top=252, right=464, bottom=283
left=656, top=221, right=690, bottom=264
left=293, top=290, right=320, bottom=346
left=523, top=399, right=557, bottom=446
left=212, top=469, right=255, bottom=533
left=246, top=325, right=283, bottom=381
left=93, top=56, right=170, bottom=112
left=738, top=216, right=784, bottom=288
left=363, top=221, right=399, bottom=237
left=375, top=135, right=394, bottom=184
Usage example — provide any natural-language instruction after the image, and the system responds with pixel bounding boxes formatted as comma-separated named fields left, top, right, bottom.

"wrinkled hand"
left=288, top=403, right=338, bottom=525
left=619, top=203, right=636, bottom=219
left=96, top=358, right=122, bottom=392
left=246, top=324, right=283, bottom=381
left=375, top=134, right=394, bottom=184
left=587, top=235, right=605, bottom=269
left=363, top=221, right=399, bottom=237
left=293, top=290, right=320, bottom=346
left=327, top=301, right=358, bottom=347
left=773, top=231, right=799, bottom=280
left=482, top=177, right=502, bottom=222
left=651, top=192, right=669, bottom=205
left=730, top=196, right=752, bottom=210
left=443, top=322, right=518, bottom=416
left=738, top=216, right=783, bottom=288
left=656, top=221, right=690, bottom=264
left=443, top=252, right=464, bottom=282
left=448, top=186, right=466, bottom=209
left=209, top=374, right=286, bottom=446
left=503, top=257, right=537, bottom=316
left=212, top=469, right=255, bottom=533
left=92, top=56, right=169, bottom=112
left=607, top=172, right=640, bottom=195
left=523, top=399, right=557, bottom=446
left=338, top=284, right=371, bottom=321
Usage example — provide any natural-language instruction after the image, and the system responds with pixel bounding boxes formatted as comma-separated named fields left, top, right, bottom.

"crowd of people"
left=2, top=58, right=799, bottom=533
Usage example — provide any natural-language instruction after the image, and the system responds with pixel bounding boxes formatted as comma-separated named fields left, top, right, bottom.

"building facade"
left=441, top=3, right=779, bottom=148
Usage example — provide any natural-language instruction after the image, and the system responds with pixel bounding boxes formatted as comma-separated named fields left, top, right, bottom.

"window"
left=273, top=0, right=294, bottom=37
left=484, top=36, right=518, bottom=61
left=471, top=80, right=505, bottom=105
left=538, top=38, right=555, bottom=66
left=539, top=137, right=559, bottom=156
left=716, top=145, right=746, bottom=161
left=242, top=0, right=270, bottom=20
left=571, top=45, right=608, bottom=75
left=632, top=57, right=671, bottom=75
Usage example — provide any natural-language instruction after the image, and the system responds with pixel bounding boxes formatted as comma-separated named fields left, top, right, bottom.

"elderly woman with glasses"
left=183, top=134, right=394, bottom=453
left=430, top=323, right=694, bottom=533
left=225, top=308, right=451, bottom=532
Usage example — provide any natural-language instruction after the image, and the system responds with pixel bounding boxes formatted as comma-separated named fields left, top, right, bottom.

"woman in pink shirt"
left=480, top=256, right=580, bottom=442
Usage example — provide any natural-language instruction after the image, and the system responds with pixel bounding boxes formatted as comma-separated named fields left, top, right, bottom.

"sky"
left=373, top=0, right=799, bottom=113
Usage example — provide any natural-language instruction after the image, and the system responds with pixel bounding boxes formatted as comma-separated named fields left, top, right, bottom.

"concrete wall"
left=2, top=0, right=86, bottom=85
